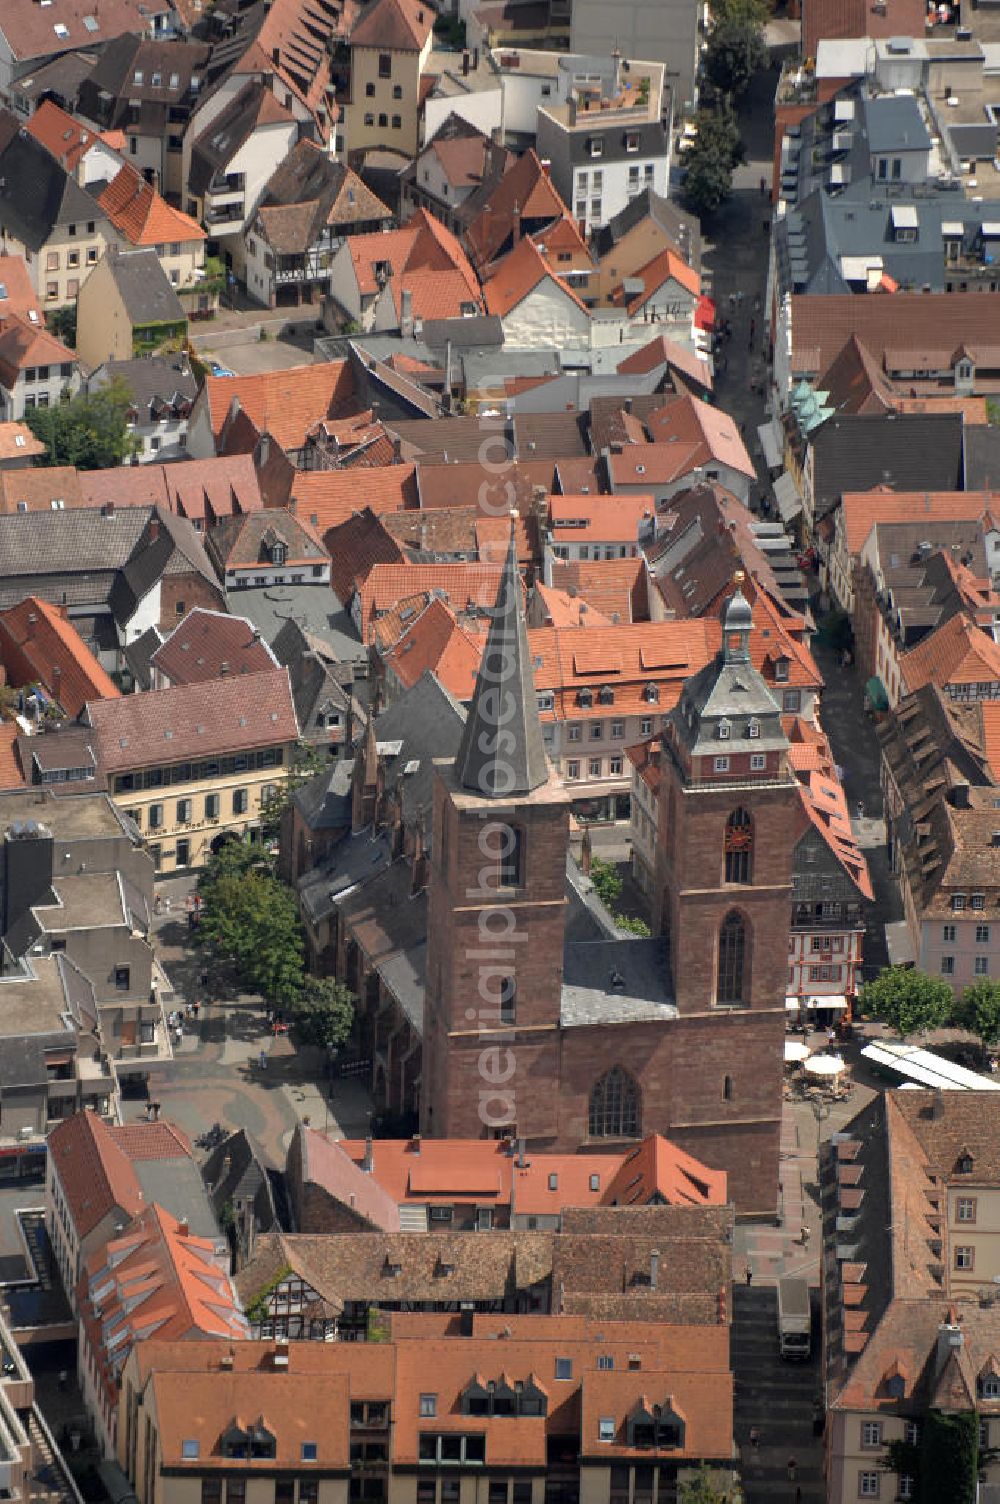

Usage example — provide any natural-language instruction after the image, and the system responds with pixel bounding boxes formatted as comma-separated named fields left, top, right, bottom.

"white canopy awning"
left=757, top=419, right=782, bottom=471
left=774, top=471, right=802, bottom=522
left=891, top=204, right=919, bottom=229
left=806, top=994, right=848, bottom=1010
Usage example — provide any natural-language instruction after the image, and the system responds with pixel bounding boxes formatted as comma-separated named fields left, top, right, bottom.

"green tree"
left=259, top=741, right=328, bottom=842
left=954, top=979, right=1000, bottom=1053
left=25, top=380, right=136, bottom=469
left=681, top=108, right=745, bottom=219
left=860, top=966, right=954, bottom=1041
left=678, top=1465, right=740, bottom=1504
left=919, top=1410, right=977, bottom=1504
left=703, top=1, right=768, bottom=99
left=590, top=857, right=623, bottom=909
left=197, top=840, right=305, bottom=1007
left=289, top=975, right=355, bottom=1052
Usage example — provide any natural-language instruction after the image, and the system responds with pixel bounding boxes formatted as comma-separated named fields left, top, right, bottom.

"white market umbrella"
left=804, top=1053, right=846, bottom=1077
left=784, top=1040, right=812, bottom=1063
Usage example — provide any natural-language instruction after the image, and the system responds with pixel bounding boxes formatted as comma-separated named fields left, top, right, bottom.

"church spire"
left=455, top=514, right=548, bottom=798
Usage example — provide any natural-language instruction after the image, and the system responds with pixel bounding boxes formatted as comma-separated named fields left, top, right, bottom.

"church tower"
left=657, top=590, right=798, bottom=1011
left=420, top=519, right=571, bottom=1141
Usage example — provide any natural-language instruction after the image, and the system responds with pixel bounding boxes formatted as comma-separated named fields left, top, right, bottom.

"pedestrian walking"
left=759, top=174, right=767, bottom=198
left=745, top=1262, right=753, bottom=1287
left=728, top=291, right=736, bottom=310
left=749, top=1426, right=760, bottom=1451
left=259, top=1049, right=268, bottom=1071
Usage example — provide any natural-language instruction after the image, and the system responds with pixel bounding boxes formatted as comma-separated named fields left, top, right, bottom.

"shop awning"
left=757, top=419, right=782, bottom=470
left=806, top=994, right=848, bottom=1010
left=694, top=294, right=716, bottom=331
left=785, top=996, right=801, bottom=1011
left=774, top=471, right=802, bottom=522
left=865, top=675, right=889, bottom=712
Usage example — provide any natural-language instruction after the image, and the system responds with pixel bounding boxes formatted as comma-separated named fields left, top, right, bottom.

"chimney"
left=540, top=158, right=551, bottom=176
left=650, top=1248, right=660, bottom=1290
left=931, top=1088, right=945, bottom=1119
left=459, top=1304, right=474, bottom=1336
left=177, top=1219, right=190, bottom=1237
left=220, top=1349, right=235, bottom=1370
left=103, top=500, right=115, bottom=518
left=272, top=46, right=280, bottom=65
left=517, top=1137, right=526, bottom=1168
left=936, top=1318, right=964, bottom=1375
left=149, top=516, right=160, bottom=542
left=288, top=495, right=297, bottom=515
left=462, top=49, right=470, bottom=75
left=392, top=436, right=403, bottom=464
left=611, top=46, right=622, bottom=94
left=400, top=287, right=414, bottom=338
left=26, top=612, right=37, bottom=639
left=220, top=660, right=231, bottom=678
left=363, top=1133, right=374, bottom=1172
left=411, top=1133, right=421, bottom=1154
left=259, top=433, right=270, bottom=466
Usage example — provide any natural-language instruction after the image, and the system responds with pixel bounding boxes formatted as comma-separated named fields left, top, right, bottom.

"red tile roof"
left=291, top=465, right=418, bottom=534
left=483, top=234, right=589, bottom=319
left=0, top=596, right=120, bottom=717
left=0, top=313, right=75, bottom=388
left=790, top=293, right=1000, bottom=379
left=465, top=149, right=570, bottom=268
left=325, top=507, right=406, bottom=603
left=644, top=396, right=755, bottom=479
left=358, top=562, right=504, bottom=636
left=350, top=0, right=433, bottom=49
left=617, top=334, right=713, bottom=390
left=48, top=1110, right=147, bottom=1240
left=0, top=723, right=25, bottom=790
left=384, top=596, right=484, bottom=697
left=0, top=0, right=170, bottom=64
left=0, top=465, right=83, bottom=514
left=839, top=488, right=995, bottom=558
left=617, top=246, right=701, bottom=311
left=23, top=100, right=103, bottom=172
left=151, top=608, right=277, bottom=687
left=203, top=361, right=357, bottom=450
left=85, top=667, right=298, bottom=772
left=0, top=421, right=45, bottom=462
left=802, top=0, right=926, bottom=57
left=901, top=613, right=1000, bottom=697
left=789, top=719, right=873, bottom=901
left=531, top=583, right=615, bottom=629
left=548, top=557, right=648, bottom=624
left=0, top=255, right=42, bottom=323
left=98, top=163, right=206, bottom=247
left=345, top=210, right=482, bottom=319
left=549, top=493, right=654, bottom=543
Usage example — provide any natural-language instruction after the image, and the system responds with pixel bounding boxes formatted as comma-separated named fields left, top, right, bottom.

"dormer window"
left=957, top=1151, right=975, bottom=1174
left=718, top=718, right=731, bottom=741
left=271, top=540, right=286, bottom=565
left=748, top=718, right=760, bottom=738
left=598, top=685, right=615, bottom=705
left=578, top=687, right=594, bottom=708
left=643, top=683, right=659, bottom=704
left=774, top=657, right=789, bottom=683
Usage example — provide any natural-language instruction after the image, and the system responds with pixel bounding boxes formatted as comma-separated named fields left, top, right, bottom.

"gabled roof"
left=48, top=1110, right=145, bottom=1240
left=344, top=209, right=483, bottom=318
left=839, top=488, right=994, bottom=559
left=483, top=234, right=588, bottom=319
left=324, top=507, right=406, bottom=604
left=616, top=334, right=713, bottom=391
left=202, top=360, right=357, bottom=450
left=901, top=613, right=1000, bottom=696
left=384, top=596, right=484, bottom=699
left=0, top=596, right=120, bottom=717
left=350, top=0, right=434, bottom=51
left=0, top=108, right=106, bottom=252
left=547, top=557, right=647, bottom=624
left=791, top=719, right=873, bottom=901
left=206, top=508, right=329, bottom=573
left=189, top=82, right=294, bottom=197
left=98, top=163, right=205, bottom=247
left=150, top=608, right=277, bottom=686
left=0, top=0, right=171, bottom=66
left=256, top=139, right=390, bottom=254
left=0, top=254, right=43, bottom=323
left=802, top=0, right=926, bottom=57
left=464, top=148, right=570, bottom=267
left=291, top=465, right=418, bottom=535
left=24, top=100, right=105, bottom=173
left=85, top=666, right=298, bottom=771
left=0, top=422, right=44, bottom=463
left=616, top=246, right=701, bottom=311
left=97, top=247, right=186, bottom=327
left=0, top=312, right=75, bottom=389
left=593, top=188, right=701, bottom=267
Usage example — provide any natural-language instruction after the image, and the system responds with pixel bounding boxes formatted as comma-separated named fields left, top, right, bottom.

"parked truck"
left=777, top=1276, right=812, bottom=1360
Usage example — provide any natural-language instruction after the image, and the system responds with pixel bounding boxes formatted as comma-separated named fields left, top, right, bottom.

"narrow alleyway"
left=732, top=1286, right=826, bottom=1504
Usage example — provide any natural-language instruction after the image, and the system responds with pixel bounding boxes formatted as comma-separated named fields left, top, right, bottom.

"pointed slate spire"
left=455, top=515, right=548, bottom=798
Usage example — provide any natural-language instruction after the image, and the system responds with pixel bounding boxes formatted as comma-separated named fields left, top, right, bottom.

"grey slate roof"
left=0, top=507, right=151, bottom=579
left=454, top=522, right=549, bottom=798
left=864, top=94, right=930, bottom=155
left=560, top=937, right=676, bottom=1026
left=809, top=412, right=964, bottom=523
left=963, top=425, right=1000, bottom=491
left=0, top=108, right=107, bottom=251
left=202, top=1128, right=279, bottom=1236
left=291, top=756, right=353, bottom=831
left=131, top=1157, right=220, bottom=1242
left=109, top=508, right=219, bottom=622
left=103, top=247, right=185, bottom=327
left=91, top=357, right=198, bottom=413
left=227, top=583, right=365, bottom=663
left=672, top=592, right=789, bottom=759
left=592, top=188, right=701, bottom=266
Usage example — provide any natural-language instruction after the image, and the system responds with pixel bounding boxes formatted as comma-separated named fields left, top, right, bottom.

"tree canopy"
left=859, top=966, right=953, bottom=1040
left=197, top=841, right=304, bottom=1008
left=703, top=0, right=768, bottom=99
left=25, top=380, right=137, bottom=469
left=678, top=1466, right=740, bottom=1504
left=954, top=979, right=1000, bottom=1050
left=259, top=741, right=328, bottom=843
left=289, top=976, right=355, bottom=1052
left=681, top=108, right=745, bottom=219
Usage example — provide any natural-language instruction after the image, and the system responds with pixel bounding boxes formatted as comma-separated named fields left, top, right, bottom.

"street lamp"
left=811, top=1096, right=830, bottom=1154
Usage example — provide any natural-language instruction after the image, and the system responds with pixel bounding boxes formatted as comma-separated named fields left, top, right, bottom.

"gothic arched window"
left=724, top=808, right=753, bottom=884
left=588, top=1066, right=640, bottom=1139
left=718, top=910, right=747, bottom=1005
